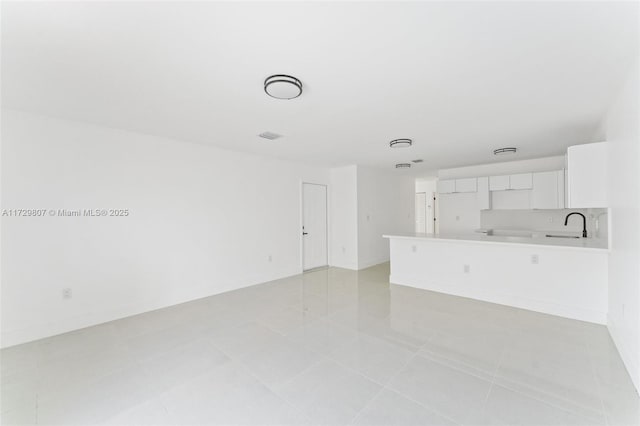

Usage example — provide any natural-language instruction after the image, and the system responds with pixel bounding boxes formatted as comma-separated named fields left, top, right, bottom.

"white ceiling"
left=2, top=1, right=638, bottom=175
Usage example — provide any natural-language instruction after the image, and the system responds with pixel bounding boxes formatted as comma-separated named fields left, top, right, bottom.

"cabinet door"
left=437, top=179, right=455, bottom=194
left=489, top=175, right=509, bottom=191
left=532, top=171, right=559, bottom=209
left=509, top=173, right=533, bottom=189
left=477, top=177, right=490, bottom=210
left=455, top=178, right=477, bottom=193
left=557, top=170, right=565, bottom=209
left=567, top=142, right=607, bottom=208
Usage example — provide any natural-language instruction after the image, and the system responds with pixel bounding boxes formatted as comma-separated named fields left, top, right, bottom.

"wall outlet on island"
left=463, top=264, right=470, bottom=273
left=531, top=254, right=539, bottom=264
left=62, top=288, right=72, bottom=300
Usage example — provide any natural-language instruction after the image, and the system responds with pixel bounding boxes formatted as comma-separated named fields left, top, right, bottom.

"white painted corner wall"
left=329, top=165, right=359, bottom=270
left=1, top=109, right=330, bottom=347
left=329, top=165, right=415, bottom=271
left=356, top=166, right=415, bottom=269
left=1, top=111, right=416, bottom=347
left=604, top=57, right=640, bottom=393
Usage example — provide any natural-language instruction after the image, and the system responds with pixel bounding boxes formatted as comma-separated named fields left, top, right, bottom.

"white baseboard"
left=390, top=274, right=607, bottom=325
left=1, top=268, right=301, bottom=349
left=357, top=257, right=390, bottom=270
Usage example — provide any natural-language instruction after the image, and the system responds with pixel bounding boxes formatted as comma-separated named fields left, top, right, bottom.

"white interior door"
left=302, top=183, right=328, bottom=271
left=415, top=192, right=427, bottom=233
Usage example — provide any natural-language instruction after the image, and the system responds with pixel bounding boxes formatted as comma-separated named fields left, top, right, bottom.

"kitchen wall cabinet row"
left=436, top=142, right=607, bottom=210
left=438, top=170, right=565, bottom=210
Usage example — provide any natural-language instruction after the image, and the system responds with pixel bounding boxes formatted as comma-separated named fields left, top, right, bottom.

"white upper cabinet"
left=509, top=173, right=533, bottom=190
left=455, top=178, right=477, bottom=193
left=477, top=176, right=490, bottom=210
left=489, top=173, right=533, bottom=191
left=567, top=142, right=607, bottom=208
left=489, top=175, right=510, bottom=191
left=437, top=178, right=477, bottom=194
left=437, top=179, right=456, bottom=194
left=532, top=170, right=565, bottom=209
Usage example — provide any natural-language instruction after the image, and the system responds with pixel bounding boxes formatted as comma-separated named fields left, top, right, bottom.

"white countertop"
left=383, top=232, right=609, bottom=252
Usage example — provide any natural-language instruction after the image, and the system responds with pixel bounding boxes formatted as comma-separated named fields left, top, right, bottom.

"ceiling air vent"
left=411, top=159, right=424, bottom=163
left=258, top=132, right=282, bottom=140
left=395, top=163, right=411, bottom=169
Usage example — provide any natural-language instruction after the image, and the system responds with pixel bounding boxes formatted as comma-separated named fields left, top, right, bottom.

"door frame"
left=415, top=191, right=427, bottom=233
left=300, top=182, right=329, bottom=272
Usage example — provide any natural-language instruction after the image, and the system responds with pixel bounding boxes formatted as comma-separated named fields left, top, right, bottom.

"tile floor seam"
left=465, top=336, right=509, bottom=425
left=347, top=351, right=422, bottom=426
left=233, top=345, right=329, bottom=397
left=585, top=344, right=613, bottom=426
left=5, top=265, right=638, bottom=426
left=381, top=385, right=461, bottom=426
left=373, top=351, right=465, bottom=426
left=412, top=352, right=494, bottom=385
left=487, top=379, right=607, bottom=425
left=223, top=343, right=329, bottom=425
left=494, top=367, right=608, bottom=421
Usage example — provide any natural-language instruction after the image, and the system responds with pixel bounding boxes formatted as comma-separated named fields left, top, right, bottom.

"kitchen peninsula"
left=384, top=233, right=608, bottom=324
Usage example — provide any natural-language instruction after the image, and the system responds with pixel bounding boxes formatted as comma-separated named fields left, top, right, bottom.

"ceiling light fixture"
left=396, top=163, right=411, bottom=168
left=258, top=132, right=282, bottom=140
left=493, top=147, right=517, bottom=156
left=390, top=139, right=413, bottom=148
left=264, top=75, right=303, bottom=100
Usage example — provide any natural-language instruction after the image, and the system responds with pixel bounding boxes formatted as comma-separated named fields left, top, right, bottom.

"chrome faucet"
left=564, top=212, right=587, bottom=238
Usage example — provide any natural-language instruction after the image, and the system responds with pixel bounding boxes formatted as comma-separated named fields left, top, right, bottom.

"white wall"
left=604, top=58, right=640, bottom=392
left=329, top=166, right=358, bottom=270
left=438, top=193, right=481, bottom=234
left=356, top=166, right=414, bottom=270
left=1, top=110, right=330, bottom=347
left=415, top=179, right=436, bottom=194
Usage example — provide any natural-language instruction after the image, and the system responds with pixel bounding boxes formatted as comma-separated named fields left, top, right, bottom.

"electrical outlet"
left=268, top=255, right=272, bottom=262
left=62, top=288, right=72, bottom=300
left=412, top=245, right=417, bottom=253
left=548, top=216, right=553, bottom=223
left=456, top=215, right=460, bottom=221
left=342, top=246, right=346, bottom=253
left=463, top=264, right=470, bottom=273
left=531, top=254, right=539, bottom=264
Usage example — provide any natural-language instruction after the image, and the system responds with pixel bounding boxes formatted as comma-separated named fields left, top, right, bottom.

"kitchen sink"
left=486, top=229, right=534, bottom=238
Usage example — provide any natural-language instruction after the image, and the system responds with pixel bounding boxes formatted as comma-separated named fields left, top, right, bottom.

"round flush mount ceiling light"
left=390, top=138, right=413, bottom=148
left=395, top=163, right=412, bottom=169
left=493, top=147, right=517, bottom=156
left=264, top=75, right=303, bottom=100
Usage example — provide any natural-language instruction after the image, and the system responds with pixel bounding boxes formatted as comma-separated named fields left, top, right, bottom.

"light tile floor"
left=1, top=264, right=638, bottom=425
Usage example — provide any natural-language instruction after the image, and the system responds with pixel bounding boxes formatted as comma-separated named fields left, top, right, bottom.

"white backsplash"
left=480, top=208, right=608, bottom=239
